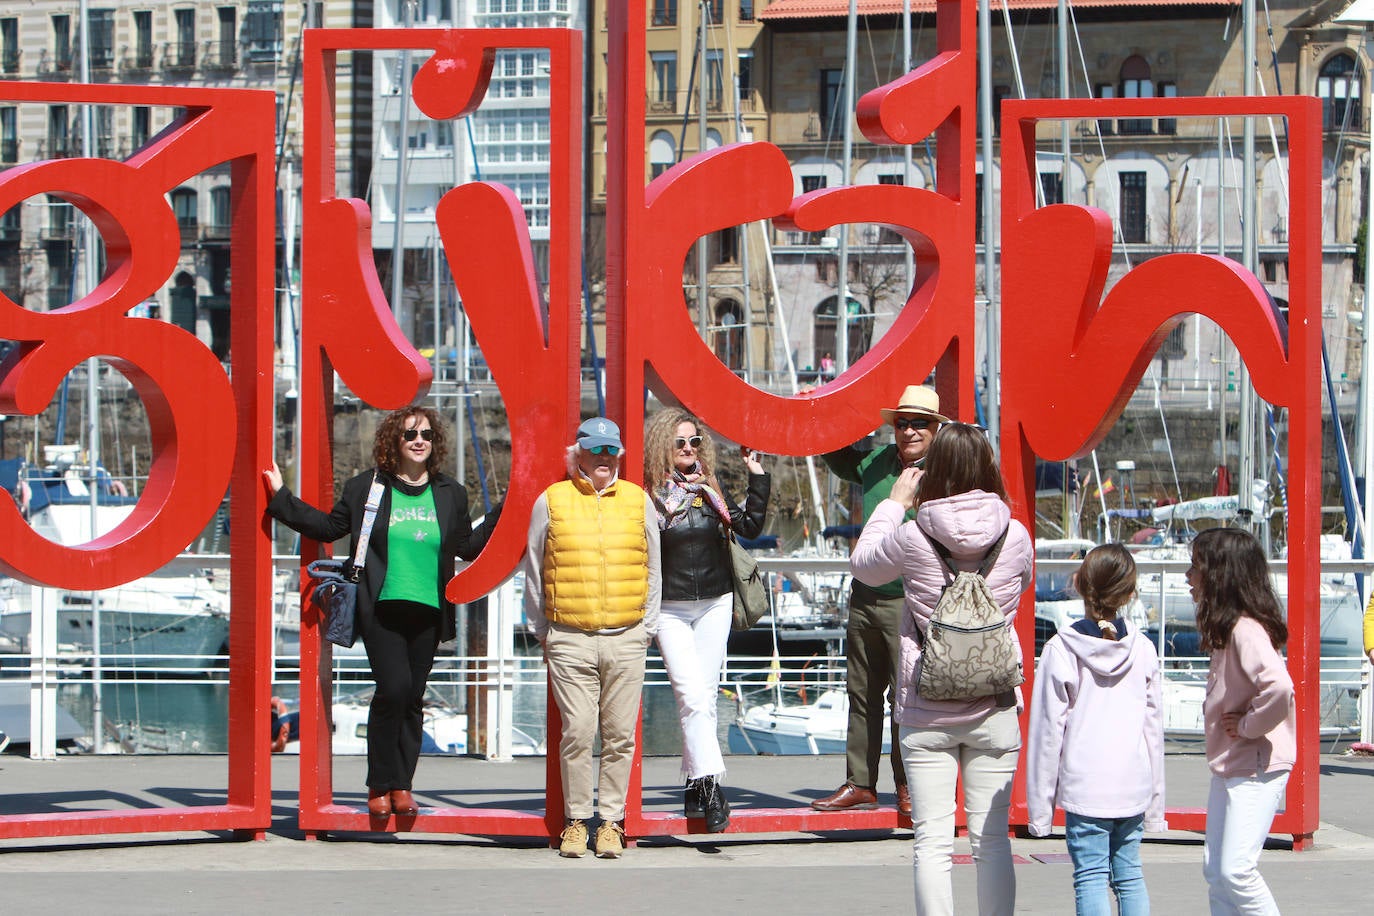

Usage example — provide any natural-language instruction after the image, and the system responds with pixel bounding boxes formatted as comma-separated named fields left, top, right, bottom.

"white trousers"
left=1203, top=769, right=1289, bottom=916
left=656, top=594, right=732, bottom=780
left=899, top=706, right=1021, bottom=916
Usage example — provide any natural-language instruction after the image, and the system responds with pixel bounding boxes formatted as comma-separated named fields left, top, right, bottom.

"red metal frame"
left=999, top=94, right=1322, bottom=848
left=0, top=82, right=276, bottom=839
left=296, top=28, right=582, bottom=840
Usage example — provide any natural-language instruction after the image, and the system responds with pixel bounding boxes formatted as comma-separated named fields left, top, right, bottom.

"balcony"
left=1, top=48, right=19, bottom=76
left=648, top=96, right=677, bottom=114
left=200, top=222, right=232, bottom=241
left=36, top=48, right=73, bottom=79
left=122, top=46, right=156, bottom=73
left=166, top=41, right=197, bottom=72
left=0, top=138, right=16, bottom=163
left=201, top=41, right=239, bottom=72
left=38, top=138, right=72, bottom=159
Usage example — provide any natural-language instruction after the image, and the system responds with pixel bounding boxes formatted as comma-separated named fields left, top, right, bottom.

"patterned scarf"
left=653, top=464, right=732, bottom=531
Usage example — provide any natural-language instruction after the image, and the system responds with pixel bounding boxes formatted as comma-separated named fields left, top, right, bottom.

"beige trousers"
left=545, top=621, right=647, bottom=822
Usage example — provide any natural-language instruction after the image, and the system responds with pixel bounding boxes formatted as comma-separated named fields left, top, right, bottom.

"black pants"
left=360, top=600, right=440, bottom=791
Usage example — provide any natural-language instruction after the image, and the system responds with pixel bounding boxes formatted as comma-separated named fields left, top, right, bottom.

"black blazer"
left=658, top=471, right=770, bottom=602
left=268, top=469, right=499, bottom=642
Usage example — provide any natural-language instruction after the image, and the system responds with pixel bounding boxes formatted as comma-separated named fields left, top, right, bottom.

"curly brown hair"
left=372, top=406, right=449, bottom=476
left=643, top=407, right=719, bottom=491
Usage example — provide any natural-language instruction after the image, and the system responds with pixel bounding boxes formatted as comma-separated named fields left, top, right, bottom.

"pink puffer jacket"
left=851, top=489, right=1034, bottom=728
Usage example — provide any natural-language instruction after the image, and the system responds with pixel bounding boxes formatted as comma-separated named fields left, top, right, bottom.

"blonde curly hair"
left=643, top=408, right=719, bottom=491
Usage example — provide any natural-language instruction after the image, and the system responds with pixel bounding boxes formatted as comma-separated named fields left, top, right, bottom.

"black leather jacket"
left=658, top=472, right=770, bottom=602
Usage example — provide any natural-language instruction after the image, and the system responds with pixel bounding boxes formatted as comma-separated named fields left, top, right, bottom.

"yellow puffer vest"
left=542, top=476, right=649, bottom=631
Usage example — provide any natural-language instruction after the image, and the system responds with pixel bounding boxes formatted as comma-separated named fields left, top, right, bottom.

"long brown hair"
left=372, top=406, right=449, bottom=476
left=913, top=423, right=1006, bottom=508
left=1191, top=527, right=1286, bottom=651
left=642, top=407, right=720, bottom=491
left=1075, top=543, right=1136, bottom=640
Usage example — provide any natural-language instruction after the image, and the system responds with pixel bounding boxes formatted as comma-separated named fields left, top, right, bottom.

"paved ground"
left=1, top=751, right=1371, bottom=914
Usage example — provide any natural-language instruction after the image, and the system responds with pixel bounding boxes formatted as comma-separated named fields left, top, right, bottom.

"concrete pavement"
left=1, top=751, right=1371, bottom=914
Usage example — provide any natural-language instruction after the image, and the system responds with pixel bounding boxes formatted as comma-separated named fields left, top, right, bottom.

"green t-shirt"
left=378, top=486, right=442, bottom=609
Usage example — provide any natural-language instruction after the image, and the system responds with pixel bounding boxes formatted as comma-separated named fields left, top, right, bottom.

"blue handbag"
left=304, top=474, right=385, bottom=648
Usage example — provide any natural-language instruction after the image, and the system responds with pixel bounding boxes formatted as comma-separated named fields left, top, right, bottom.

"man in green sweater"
left=811, top=384, right=947, bottom=815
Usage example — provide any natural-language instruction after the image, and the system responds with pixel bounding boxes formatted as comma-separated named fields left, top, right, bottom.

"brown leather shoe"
left=896, top=783, right=912, bottom=817
left=367, top=788, right=392, bottom=819
left=810, top=783, right=879, bottom=811
left=390, top=789, right=419, bottom=815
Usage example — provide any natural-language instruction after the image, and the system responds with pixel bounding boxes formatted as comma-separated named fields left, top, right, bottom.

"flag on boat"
left=1093, top=477, right=1116, bottom=498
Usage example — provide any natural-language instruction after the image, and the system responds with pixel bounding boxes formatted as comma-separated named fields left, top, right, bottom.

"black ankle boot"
left=684, top=779, right=704, bottom=818
left=700, top=775, right=730, bottom=833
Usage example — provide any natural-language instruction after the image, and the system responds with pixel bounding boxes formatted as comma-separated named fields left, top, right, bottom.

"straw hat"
left=878, top=385, right=950, bottom=424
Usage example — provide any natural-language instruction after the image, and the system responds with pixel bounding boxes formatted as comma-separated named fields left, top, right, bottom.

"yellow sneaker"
left=558, top=819, right=588, bottom=858
left=594, top=820, right=625, bottom=859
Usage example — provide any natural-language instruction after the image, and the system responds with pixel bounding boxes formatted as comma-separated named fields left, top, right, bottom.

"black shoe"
left=684, top=779, right=704, bottom=818
left=700, top=775, right=731, bottom=833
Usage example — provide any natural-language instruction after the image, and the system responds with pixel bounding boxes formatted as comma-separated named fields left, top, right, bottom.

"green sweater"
left=822, top=442, right=913, bottom=598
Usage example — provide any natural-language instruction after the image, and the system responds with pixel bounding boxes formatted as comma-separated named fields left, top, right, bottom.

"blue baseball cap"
left=576, top=416, right=622, bottom=451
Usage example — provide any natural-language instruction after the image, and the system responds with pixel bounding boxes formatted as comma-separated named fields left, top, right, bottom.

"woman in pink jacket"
left=851, top=423, right=1033, bottom=916
left=1026, top=543, right=1166, bottom=916
left=1190, top=528, right=1295, bottom=916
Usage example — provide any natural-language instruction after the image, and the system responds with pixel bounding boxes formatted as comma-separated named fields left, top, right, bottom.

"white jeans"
left=899, top=707, right=1021, bottom=916
left=656, top=594, right=732, bottom=779
left=1203, top=770, right=1289, bottom=916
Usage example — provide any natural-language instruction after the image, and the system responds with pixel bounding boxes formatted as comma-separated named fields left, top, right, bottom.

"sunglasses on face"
left=674, top=436, right=704, bottom=450
left=588, top=445, right=622, bottom=456
left=402, top=428, right=435, bottom=442
left=893, top=417, right=933, bottom=432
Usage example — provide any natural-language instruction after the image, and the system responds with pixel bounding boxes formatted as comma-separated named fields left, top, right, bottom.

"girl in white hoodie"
left=1027, top=543, right=1166, bottom=916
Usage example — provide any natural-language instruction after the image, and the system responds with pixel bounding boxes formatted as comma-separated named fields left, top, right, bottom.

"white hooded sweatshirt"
left=1026, top=621, right=1167, bottom=836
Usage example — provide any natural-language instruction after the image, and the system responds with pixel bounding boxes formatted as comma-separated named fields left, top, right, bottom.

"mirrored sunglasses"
left=402, top=428, right=435, bottom=442
left=588, top=445, right=622, bottom=456
left=674, top=436, right=704, bottom=450
left=893, top=417, right=933, bottom=432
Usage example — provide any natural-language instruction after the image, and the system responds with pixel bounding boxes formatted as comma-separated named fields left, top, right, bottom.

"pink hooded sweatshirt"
left=851, top=489, right=1033, bottom=729
left=1026, top=623, right=1167, bottom=836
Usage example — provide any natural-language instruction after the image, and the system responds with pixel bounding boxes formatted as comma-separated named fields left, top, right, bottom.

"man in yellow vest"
left=523, top=416, right=661, bottom=860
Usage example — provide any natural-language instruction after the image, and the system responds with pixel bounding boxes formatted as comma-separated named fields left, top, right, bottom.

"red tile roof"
left=760, top=0, right=1238, bottom=18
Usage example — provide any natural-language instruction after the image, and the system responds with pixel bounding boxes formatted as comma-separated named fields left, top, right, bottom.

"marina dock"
left=0, top=751, right=1370, bottom=913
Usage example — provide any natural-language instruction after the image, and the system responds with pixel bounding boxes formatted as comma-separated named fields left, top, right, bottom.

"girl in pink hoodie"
left=1027, top=543, right=1165, bottom=916
left=1190, top=528, right=1294, bottom=916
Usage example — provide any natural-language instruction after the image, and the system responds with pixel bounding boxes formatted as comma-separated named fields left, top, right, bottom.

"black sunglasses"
left=402, top=428, right=435, bottom=442
left=674, top=436, right=704, bottom=450
left=893, top=417, right=933, bottom=432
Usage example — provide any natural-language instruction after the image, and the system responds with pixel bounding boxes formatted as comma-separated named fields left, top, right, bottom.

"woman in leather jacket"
left=643, top=408, right=770, bottom=833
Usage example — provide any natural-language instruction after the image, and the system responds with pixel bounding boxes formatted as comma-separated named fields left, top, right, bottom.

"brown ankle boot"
left=367, top=788, right=392, bottom=818
left=390, top=789, right=419, bottom=815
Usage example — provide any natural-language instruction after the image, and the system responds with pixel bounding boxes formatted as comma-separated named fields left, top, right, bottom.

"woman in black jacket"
left=643, top=408, right=769, bottom=833
left=263, top=406, right=499, bottom=820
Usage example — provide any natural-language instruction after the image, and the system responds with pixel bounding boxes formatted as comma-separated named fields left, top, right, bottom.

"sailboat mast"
left=979, top=0, right=999, bottom=446
left=389, top=0, right=415, bottom=331
left=1239, top=0, right=1260, bottom=545
left=697, top=1, right=710, bottom=337
left=836, top=0, right=857, bottom=373
left=78, top=0, right=105, bottom=752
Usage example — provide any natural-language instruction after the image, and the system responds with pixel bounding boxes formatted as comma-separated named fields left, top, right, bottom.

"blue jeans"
left=1065, top=813, right=1149, bottom=916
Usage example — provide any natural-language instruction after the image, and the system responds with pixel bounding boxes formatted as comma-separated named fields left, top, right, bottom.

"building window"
left=0, top=18, right=18, bottom=74
left=650, top=130, right=676, bottom=177
left=820, top=69, right=844, bottom=135
left=175, top=9, right=197, bottom=69
left=740, top=0, right=755, bottom=21
left=1158, top=82, right=1178, bottom=135
left=1119, top=55, right=1154, bottom=135
left=991, top=85, right=1011, bottom=136
left=716, top=226, right=738, bottom=264
left=650, top=52, right=677, bottom=112
left=975, top=173, right=984, bottom=243
left=1039, top=172, right=1063, bottom=206
left=94, top=107, right=115, bottom=158
left=214, top=7, right=238, bottom=68
left=89, top=10, right=115, bottom=70
left=652, top=0, right=676, bottom=27
left=0, top=107, right=16, bottom=163
left=814, top=295, right=872, bottom=369
left=48, top=105, right=70, bottom=158
left=131, top=106, right=151, bottom=149
left=738, top=50, right=754, bottom=103
left=878, top=174, right=904, bottom=244
left=1319, top=53, right=1361, bottom=132
left=133, top=11, right=154, bottom=68
left=1119, top=171, right=1147, bottom=243
left=1094, top=83, right=1115, bottom=136
left=246, top=1, right=284, bottom=62
left=211, top=186, right=232, bottom=235
left=48, top=194, right=74, bottom=239
left=706, top=51, right=724, bottom=111
left=170, top=187, right=199, bottom=234
left=714, top=299, right=744, bottom=371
